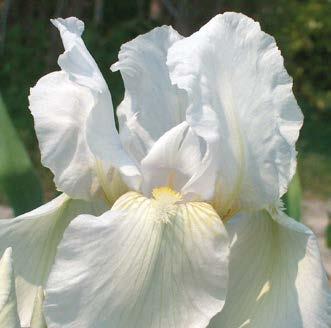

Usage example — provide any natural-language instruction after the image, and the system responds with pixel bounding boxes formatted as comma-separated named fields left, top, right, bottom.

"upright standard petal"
left=51, top=17, right=140, bottom=182
left=167, top=12, right=303, bottom=215
left=210, top=209, right=331, bottom=328
left=141, top=122, right=202, bottom=197
left=45, top=190, right=229, bottom=328
left=50, top=17, right=106, bottom=92
left=29, top=17, right=140, bottom=199
left=0, top=194, right=107, bottom=327
left=0, top=248, right=20, bottom=328
left=29, top=71, right=97, bottom=199
left=111, top=25, right=187, bottom=161
left=140, top=121, right=218, bottom=201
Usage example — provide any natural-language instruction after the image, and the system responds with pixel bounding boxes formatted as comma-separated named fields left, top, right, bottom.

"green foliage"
left=0, top=94, right=43, bottom=215
left=283, top=172, right=302, bottom=221
left=258, top=0, right=331, bottom=117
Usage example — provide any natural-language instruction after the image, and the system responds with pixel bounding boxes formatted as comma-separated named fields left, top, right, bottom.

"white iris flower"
left=0, top=12, right=330, bottom=328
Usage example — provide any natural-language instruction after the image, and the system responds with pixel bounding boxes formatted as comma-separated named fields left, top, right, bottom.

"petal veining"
left=167, top=12, right=303, bottom=215
left=44, top=191, right=230, bottom=328
left=209, top=209, right=331, bottom=328
left=0, top=194, right=107, bottom=327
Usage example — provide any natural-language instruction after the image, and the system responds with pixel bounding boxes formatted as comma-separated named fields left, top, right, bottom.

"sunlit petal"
left=0, top=248, right=20, bottom=328
left=210, top=209, right=331, bottom=327
left=45, top=190, right=229, bottom=328
left=0, top=194, right=107, bottom=326
left=168, top=12, right=303, bottom=215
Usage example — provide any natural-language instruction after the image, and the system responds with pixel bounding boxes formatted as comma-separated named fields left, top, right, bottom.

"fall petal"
left=45, top=191, right=229, bottom=328
left=210, top=209, right=331, bottom=328
left=0, top=194, right=107, bottom=326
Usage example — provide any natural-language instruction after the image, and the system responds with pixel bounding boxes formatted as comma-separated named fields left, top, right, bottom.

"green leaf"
left=283, top=171, right=302, bottom=221
left=0, top=93, right=43, bottom=215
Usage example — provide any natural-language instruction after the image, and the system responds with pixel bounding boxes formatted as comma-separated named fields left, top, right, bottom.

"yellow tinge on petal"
left=107, top=188, right=229, bottom=327
left=152, top=186, right=182, bottom=203
left=112, top=186, right=224, bottom=230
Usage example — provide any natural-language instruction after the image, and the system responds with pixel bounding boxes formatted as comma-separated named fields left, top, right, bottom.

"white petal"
left=52, top=17, right=141, bottom=190
left=141, top=122, right=205, bottom=198
left=167, top=12, right=303, bottom=214
left=51, top=17, right=105, bottom=92
left=111, top=26, right=187, bottom=161
left=29, top=18, right=140, bottom=199
left=210, top=209, right=331, bottom=328
left=45, top=191, right=230, bottom=328
left=29, top=71, right=97, bottom=199
left=0, top=194, right=107, bottom=327
left=140, top=121, right=217, bottom=200
left=180, top=143, right=220, bottom=201
left=0, top=248, right=20, bottom=328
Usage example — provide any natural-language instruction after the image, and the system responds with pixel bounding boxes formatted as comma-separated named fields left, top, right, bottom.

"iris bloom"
left=0, top=12, right=330, bottom=328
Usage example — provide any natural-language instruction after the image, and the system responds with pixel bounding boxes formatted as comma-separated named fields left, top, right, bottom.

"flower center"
left=151, top=187, right=183, bottom=224
left=152, top=186, right=182, bottom=203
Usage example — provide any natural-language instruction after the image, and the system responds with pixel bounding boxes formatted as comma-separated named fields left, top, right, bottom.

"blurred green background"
left=0, top=0, right=330, bottom=218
